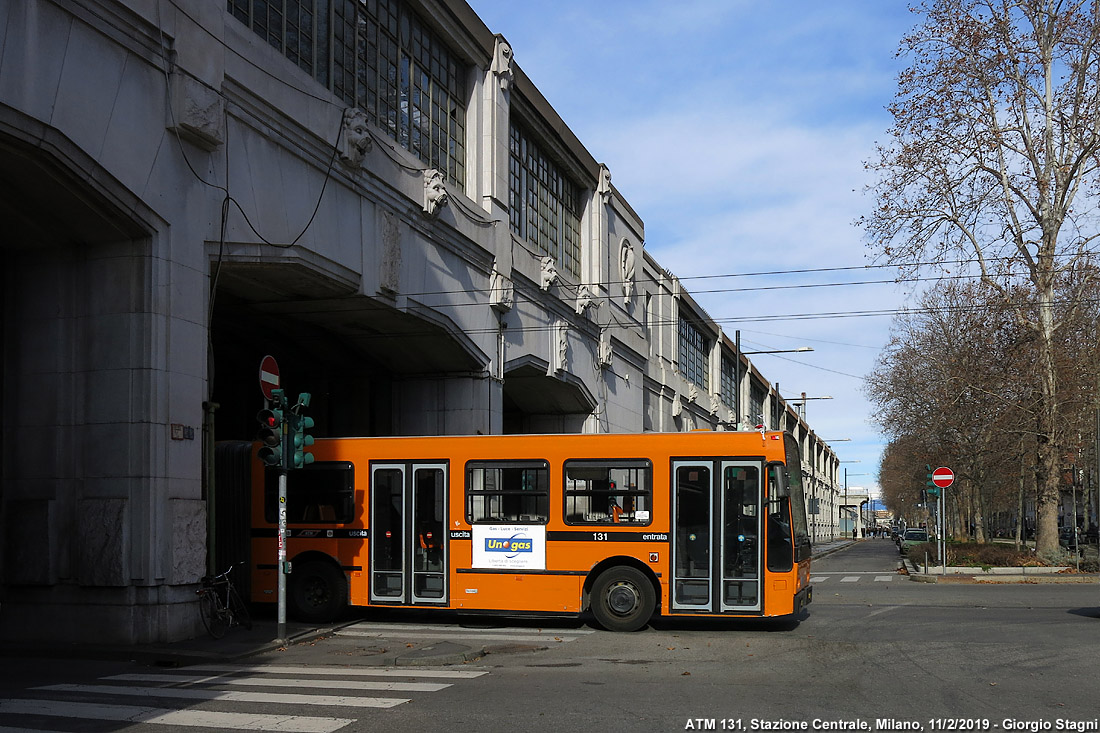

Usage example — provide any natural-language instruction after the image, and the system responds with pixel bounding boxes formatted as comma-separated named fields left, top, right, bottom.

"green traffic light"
left=288, top=397, right=315, bottom=469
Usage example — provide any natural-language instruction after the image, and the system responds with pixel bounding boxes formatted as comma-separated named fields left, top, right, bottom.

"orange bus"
left=249, top=430, right=812, bottom=631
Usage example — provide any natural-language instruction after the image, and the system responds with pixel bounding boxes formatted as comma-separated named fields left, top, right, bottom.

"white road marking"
left=36, top=684, right=409, bottom=708
left=104, top=673, right=449, bottom=692
left=0, top=699, right=353, bottom=732
left=187, top=664, right=487, bottom=679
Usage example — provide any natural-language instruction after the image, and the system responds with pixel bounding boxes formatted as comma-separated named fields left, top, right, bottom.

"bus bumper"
left=793, top=584, right=812, bottom=614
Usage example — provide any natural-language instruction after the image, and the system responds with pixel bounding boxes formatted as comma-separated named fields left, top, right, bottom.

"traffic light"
left=924, top=462, right=941, bottom=497
left=257, top=389, right=285, bottom=467
left=289, top=392, right=315, bottom=469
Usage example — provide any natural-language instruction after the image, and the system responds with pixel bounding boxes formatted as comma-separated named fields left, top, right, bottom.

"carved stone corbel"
left=575, top=284, right=596, bottom=316
left=597, top=164, right=612, bottom=205
left=491, top=35, right=515, bottom=91
left=423, top=169, right=449, bottom=217
left=490, top=265, right=514, bottom=313
left=338, top=107, right=372, bottom=167
left=540, top=256, right=559, bottom=291
left=598, top=328, right=614, bottom=369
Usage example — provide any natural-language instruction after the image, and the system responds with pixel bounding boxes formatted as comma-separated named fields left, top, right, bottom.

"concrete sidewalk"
left=0, top=616, right=330, bottom=667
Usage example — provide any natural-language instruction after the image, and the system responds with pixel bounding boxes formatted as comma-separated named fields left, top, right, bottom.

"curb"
left=902, top=556, right=1100, bottom=584
left=395, top=647, right=487, bottom=666
left=811, top=541, right=856, bottom=560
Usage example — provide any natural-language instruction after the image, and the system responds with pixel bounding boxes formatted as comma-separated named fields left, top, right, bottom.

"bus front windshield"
left=783, top=434, right=811, bottom=553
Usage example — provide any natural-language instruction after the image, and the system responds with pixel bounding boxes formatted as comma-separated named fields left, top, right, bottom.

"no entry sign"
left=931, top=466, right=954, bottom=488
left=259, top=355, right=280, bottom=400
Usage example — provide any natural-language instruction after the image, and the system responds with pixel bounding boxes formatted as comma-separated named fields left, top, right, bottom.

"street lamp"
left=733, top=330, right=814, bottom=429
left=788, top=392, right=833, bottom=420
left=743, top=346, right=814, bottom=354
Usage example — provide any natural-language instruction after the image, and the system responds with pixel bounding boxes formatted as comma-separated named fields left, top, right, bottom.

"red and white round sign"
left=931, top=466, right=954, bottom=488
left=259, top=355, right=280, bottom=400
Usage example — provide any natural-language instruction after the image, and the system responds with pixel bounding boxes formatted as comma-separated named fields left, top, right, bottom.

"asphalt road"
left=2, top=540, right=1097, bottom=732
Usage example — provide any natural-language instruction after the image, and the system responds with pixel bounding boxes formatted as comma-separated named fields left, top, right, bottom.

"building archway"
left=501, top=356, right=597, bottom=434
left=0, top=110, right=165, bottom=642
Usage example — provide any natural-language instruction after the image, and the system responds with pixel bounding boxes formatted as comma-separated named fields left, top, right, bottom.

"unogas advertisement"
left=471, top=525, right=546, bottom=570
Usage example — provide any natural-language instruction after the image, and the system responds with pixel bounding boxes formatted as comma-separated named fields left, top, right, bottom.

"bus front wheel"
left=288, top=561, right=347, bottom=623
left=590, top=566, right=655, bottom=632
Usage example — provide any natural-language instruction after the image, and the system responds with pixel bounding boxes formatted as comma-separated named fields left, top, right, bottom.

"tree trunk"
left=1035, top=288, right=1061, bottom=557
left=1015, top=464, right=1025, bottom=551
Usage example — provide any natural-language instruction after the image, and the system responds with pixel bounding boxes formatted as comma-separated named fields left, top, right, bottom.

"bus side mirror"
left=768, top=463, right=790, bottom=499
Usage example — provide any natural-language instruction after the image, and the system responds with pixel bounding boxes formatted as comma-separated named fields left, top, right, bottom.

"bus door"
left=369, top=462, right=448, bottom=605
left=671, top=460, right=762, bottom=613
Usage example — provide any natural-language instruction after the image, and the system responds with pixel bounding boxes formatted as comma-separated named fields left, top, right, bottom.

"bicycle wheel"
left=228, top=585, right=253, bottom=631
left=198, top=589, right=229, bottom=639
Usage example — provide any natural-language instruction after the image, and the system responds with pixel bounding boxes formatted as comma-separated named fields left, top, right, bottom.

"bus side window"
left=264, top=462, right=355, bottom=525
left=466, top=461, right=550, bottom=524
left=564, top=460, right=652, bottom=526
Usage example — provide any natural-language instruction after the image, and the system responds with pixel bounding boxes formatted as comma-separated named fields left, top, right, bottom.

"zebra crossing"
left=811, top=571, right=902, bottom=583
left=0, top=661, right=488, bottom=731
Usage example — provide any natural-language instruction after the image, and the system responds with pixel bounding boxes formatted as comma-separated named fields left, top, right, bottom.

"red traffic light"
left=256, top=409, right=281, bottom=447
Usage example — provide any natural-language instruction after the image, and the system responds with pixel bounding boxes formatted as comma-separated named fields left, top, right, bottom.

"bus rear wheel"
left=288, top=561, right=347, bottom=623
left=591, top=566, right=655, bottom=632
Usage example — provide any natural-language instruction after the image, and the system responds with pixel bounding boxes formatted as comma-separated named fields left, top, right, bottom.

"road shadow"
left=1067, top=606, right=1100, bottom=619
left=645, top=608, right=809, bottom=633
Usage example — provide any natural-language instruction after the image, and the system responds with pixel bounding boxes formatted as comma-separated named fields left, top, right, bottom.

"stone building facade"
left=0, top=0, right=841, bottom=643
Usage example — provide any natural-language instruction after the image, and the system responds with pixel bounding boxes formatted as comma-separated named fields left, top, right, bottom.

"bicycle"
left=196, top=562, right=253, bottom=639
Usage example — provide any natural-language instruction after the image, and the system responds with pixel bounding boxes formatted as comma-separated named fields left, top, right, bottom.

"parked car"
left=899, top=528, right=929, bottom=554
left=1058, top=526, right=1079, bottom=550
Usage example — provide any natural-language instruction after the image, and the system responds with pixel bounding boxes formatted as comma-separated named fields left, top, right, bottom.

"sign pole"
left=277, top=400, right=290, bottom=644
left=277, top=468, right=287, bottom=644
left=940, top=489, right=945, bottom=577
left=258, top=356, right=288, bottom=644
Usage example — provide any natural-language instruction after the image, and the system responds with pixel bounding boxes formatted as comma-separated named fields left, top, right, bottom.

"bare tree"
left=868, top=281, right=1037, bottom=540
left=862, top=0, right=1100, bottom=556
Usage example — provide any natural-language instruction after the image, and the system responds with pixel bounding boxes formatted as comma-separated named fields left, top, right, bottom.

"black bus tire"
left=288, top=561, right=347, bottom=623
left=590, top=566, right=655, bottom=632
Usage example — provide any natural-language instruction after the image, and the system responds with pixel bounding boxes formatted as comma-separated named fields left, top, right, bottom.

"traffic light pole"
left=256, top=387, right=314, bottom=644
left=277, top=466, right=288, bottom=644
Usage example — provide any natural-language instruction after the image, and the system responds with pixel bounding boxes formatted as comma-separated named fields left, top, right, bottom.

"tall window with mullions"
left=678, top=316, right=710, bottom=392
left=352, top=0, right=467, bottom=186
left=229, top=0, right=331, bottom=86
left=228, top=0, right=467, bottom=189
left=720, top=355, right=737, bottom=410
left=509, top=121, right=582, bottom=280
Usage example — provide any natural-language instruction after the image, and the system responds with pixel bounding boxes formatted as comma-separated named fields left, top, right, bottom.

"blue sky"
left=467, top=1, right=922, bottom=495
